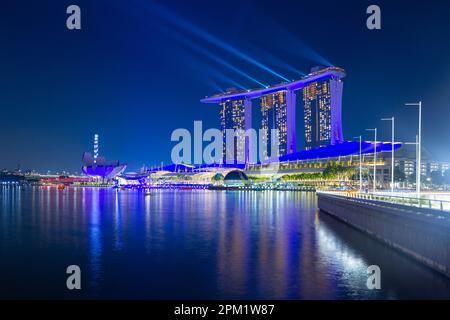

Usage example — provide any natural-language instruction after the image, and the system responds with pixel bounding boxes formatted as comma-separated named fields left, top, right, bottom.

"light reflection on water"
left=0, top=186, right=449, bottom=299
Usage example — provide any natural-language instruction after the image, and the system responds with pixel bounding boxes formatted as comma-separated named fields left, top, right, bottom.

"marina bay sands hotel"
left=201, top=66, right=345, bottom=163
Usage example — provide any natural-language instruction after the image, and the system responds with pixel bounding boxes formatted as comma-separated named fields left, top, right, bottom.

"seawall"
left=317, top=192, right=450, bottom=277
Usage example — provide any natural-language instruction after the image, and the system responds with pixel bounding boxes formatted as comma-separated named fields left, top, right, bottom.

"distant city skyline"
left=1, top=0, right=450, bottom=172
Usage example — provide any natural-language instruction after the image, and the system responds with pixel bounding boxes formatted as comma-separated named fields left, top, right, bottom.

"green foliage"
left=322, top=163, right=354, bottom=179
left=248, top=175, right=270, bottom=181
left=282, top=163, right=355, bottom=181
left=212, top=173, right=224, bottom=181
left=281, top=172, right=322, bottom=181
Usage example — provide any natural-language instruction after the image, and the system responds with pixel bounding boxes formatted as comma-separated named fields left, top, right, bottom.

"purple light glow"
left=201, top=67, right=345, bottom=103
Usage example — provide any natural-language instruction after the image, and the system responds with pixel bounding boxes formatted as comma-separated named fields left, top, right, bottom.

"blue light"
left=207, top=70, right=248, bottom=91
left=165, top=26, right=268, bottom=87
left=208, top=80, right=224, bottom=94
left=144, top=1, right=289, bottom=82
left=197, top=141, right=402, bottom=168
left=255, top=15, right=334, bottom=67
left=272, top=141, right=402, bottom=163
left=181, top=44, right=249, bottom=91
left=257, top=47, right=306, bottom=77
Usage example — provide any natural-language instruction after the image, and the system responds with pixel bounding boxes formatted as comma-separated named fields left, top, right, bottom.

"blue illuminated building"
left=303, top=66, right=344, bottom=150
left=201, top=67, right=346, bottom=163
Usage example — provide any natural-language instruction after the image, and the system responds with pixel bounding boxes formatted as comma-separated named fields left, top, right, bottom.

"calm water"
left=1, top=186, right=449, bottom=299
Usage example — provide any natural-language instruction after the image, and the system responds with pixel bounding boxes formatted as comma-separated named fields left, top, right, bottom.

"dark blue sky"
left=1, top=0, right=450, bottom=172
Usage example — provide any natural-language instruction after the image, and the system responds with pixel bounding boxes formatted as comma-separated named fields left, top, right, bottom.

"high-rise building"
left=302, top=72, right=343, bottom=150
left=202, top=67, right=345, bottom=162
left=260, top=91, right=288, bottom=159
left=219, top=98, right=247, bottom=163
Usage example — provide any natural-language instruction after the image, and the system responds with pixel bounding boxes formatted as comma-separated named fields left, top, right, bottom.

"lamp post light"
left=366, top=128, right=377, bottom=193
left=405, top=135, right=419, bottom=198
left=353, top=136, right=363, bottom=192
left=405, top=102, right=422, bottom=199
left=381, top=117, right=395, bottom=194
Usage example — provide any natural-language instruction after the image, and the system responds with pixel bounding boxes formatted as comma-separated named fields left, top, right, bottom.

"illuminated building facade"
left=394, top=146, right=450, bottom=179
left=261, top=91, right=288, bottom=158
left=81, top=134, right=127, bottom=179
left=219, top=98, right=251, bottom=163
left=303, top=74, right=343, bottom=150
left=202, top=67, right=345, bottom=163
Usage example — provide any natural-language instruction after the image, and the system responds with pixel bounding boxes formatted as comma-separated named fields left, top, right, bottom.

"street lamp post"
left=353, top=136, right=363, bottom=192
left=405, top=135, right=419, bottom=196
left=381, top=117, right=395, bottom=194
left=366, top=128, right=377, bottom=193
left=405, top=102, right=422, bottom=199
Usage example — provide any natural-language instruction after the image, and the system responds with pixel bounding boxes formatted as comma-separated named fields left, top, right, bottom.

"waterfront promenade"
left=317, top=191, right=450, bottom=277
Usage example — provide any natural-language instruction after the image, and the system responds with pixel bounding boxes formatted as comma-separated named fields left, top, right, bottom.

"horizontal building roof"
left=271, top=141, right=401, bottom=164
left=165, top=141, right=402, bottom=171
left=201, top=67, right=346, bottom=104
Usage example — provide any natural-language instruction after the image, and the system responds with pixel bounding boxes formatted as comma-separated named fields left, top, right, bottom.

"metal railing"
left=319, top=191, right=450, bottom=212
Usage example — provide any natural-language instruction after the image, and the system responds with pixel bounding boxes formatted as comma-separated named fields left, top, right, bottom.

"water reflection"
left=114, top=191, right=123, bottom=251
left=89, top=188, right=103, bottom=288
left=0, top=186, right=449, bottom=299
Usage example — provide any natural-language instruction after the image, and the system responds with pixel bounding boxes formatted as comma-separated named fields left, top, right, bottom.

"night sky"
left=1, top=0, right=450, bottom=173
